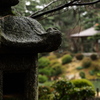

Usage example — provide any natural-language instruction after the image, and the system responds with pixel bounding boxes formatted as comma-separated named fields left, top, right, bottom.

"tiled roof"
left=70, top=27, right=100, bottom=37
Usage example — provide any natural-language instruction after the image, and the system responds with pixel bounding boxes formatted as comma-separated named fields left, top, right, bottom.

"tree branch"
left=30, top=0, right=78, bottom=18
left=30, top=0, right=100, bottom=19
left=31, top=0, right=58, bottom=16
left=72, top=0, right=100, bottom=6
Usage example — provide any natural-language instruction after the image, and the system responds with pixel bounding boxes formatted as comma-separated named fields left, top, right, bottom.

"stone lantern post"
left=0, top=0, right=61, bottom=100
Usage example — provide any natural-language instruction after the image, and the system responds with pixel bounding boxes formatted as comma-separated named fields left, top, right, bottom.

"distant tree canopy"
left=13, top=0, right=26, bottom=15
left=29, top=0, right=100, bottom=19
left=13, top=0, right=100, bottom=18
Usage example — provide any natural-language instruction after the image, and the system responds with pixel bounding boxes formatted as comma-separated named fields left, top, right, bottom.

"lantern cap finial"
left=0, top=0, right=19, bottom=7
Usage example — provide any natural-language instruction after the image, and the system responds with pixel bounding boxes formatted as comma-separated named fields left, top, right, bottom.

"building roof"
left=70, top=27, right=100, bottom=38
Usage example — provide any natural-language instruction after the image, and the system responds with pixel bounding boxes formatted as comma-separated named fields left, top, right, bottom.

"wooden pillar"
left=95, top=40, right=99, bottom=54
left=81, top=37, right=84, bottom=52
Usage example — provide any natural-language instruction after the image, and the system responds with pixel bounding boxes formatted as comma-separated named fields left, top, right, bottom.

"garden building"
left=70, top=27, right=100, bottom=53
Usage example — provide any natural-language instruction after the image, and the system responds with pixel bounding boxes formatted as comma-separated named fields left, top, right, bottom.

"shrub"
left=69, top=86, right=95, bottom=100
left=38, top=74, right=48, bottom=83
left=79, top=86, right=95, bottom=99
left=62, top=54, right=72, bottom=64
left=52, top=80, right=95, bottom=100
left=39, top=67, right=53, bottom=76
left=38, top=57, right=50, bottom=68
left=52, top=64, right=63, bottom=77
left=71, top=79, right=95, bottom=89
left=79, top=71, right=86, bottom=78
left=82, top=59, right=91, bottom=68
left=92, top=62, right=100, bottom=70
left=75, top=53, right=84, bottom=60
left=50, top=60, right=60, bottom=67
left=97, top=72, right=100, bottom=77
left=76, top=66, right=84, bottom=70
left=90, top=54, right=98, bottom=60
left=89, top=70, right=95, bottom=76
left=52, top=80, right=74, bottom=93
left=39, top=86, right=53, bottom=100
left=47, top=55, right=57, bottom=60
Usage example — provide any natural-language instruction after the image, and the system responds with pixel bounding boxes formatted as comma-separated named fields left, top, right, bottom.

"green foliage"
left=52, top=64, right=63, bottom=76
left=92, top=62, right=100, bottom=71
left=82, top=59, right=91, bottom=68
left=38, top=80, right=95, bottom=100
left=88, top=65, right=100, bottom=76
left=13, top=0, right=26, bottom=15
left=90, top=54, right=98, bottom=60
left=39, top=74, right=48, bottom=83
left=25, top=0, right=40, bottom=16
left=51, top=79, right=95, bottom=100
left=89, top=70, right=95, bottom=76
left=75, top=53, right=84, bottom=60
left=38, top=58, right=63, bottom=79
left=52, top=80, right=74, bottom=94
left=38, top=57, right=50, bottom=68
left=76, top=66, right=84, bottom=70
left=39, top=67, right=53, bottom=76
left=69, top=86, right=95, bottom=100
left=79, top=71, right=86, bottom=78
left=38, top=57, right=63, bottom=80
left=88, top=33, right=100, bottom=41
left=62, top=54, right=72, bottom=64
left=95, top=23, right=100, bottom=31
left=39, top=86, right=53, bottom=100
left=50, top=60, right=60, bottom=67
left=47, top=55, right=57, bottom=60
left=97, top=72, right=100, bottom=77
left=82, top=7, right=100, bottom=29
left=80, top=86, right=95, bottom=97
left=71, top=79, right=95, bottom=89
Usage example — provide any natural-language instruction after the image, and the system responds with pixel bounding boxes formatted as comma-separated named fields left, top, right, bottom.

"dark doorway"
left=3, top=72, right=26, bottom=97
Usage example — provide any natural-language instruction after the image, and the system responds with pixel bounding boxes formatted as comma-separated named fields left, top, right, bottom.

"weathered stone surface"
left=0, top=14, right=61, bottom=100
left=0, top=54, right=38, bottom=100
left=0, top=16, right=61, bottom=53
left=0, top=70, right=3, bottom=100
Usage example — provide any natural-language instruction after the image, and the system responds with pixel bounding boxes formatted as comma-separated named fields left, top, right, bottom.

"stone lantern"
left=0, top=0, right=61, bottom=100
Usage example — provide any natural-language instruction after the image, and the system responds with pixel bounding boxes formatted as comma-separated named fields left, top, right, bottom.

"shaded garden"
left=38, top=52, right=100, bottom=100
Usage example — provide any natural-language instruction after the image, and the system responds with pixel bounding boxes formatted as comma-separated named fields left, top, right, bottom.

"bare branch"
left=30, top=0, right=78, bottom=18
left=31, top=0, right=58, bottom=16
left=72, top=0, right=100, bottom=6
left=30, top=0, right=100, bottom=19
